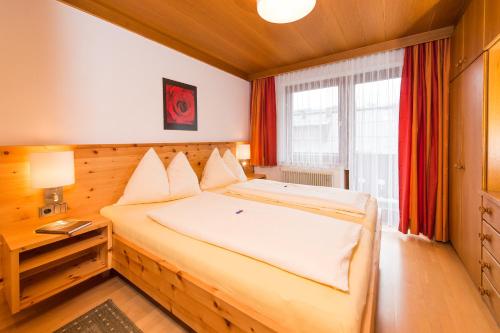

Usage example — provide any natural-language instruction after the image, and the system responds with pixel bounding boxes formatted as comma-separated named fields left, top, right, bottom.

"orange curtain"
left=398, top=39, right=450, bottom=241
left=250, top=77, right=277, bottom=166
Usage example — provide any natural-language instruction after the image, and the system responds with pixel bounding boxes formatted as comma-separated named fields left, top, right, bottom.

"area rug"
left=54, top=299, right=143, bottom=333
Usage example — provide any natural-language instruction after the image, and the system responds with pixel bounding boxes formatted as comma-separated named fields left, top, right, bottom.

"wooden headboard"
left=0, top=142, right=244, bottom=229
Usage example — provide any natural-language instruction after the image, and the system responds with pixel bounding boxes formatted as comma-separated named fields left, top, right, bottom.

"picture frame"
left=163, top=78, right=198, bottom=131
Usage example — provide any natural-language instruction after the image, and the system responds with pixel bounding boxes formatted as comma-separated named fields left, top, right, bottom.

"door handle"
left=453, top=163, right=465, bottom=170
left=478, top=286, right=491, bottom=296
left=479, top=260, right=491, bottom=270
left=479, top=233, right=492, bottom=242
left=479, top=206, right=492, bottom=215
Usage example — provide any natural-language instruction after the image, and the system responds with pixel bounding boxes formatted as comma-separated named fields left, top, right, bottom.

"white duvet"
left=147, top=192, right=362, bottom=291
left=227, top=179, right=371, bottom=216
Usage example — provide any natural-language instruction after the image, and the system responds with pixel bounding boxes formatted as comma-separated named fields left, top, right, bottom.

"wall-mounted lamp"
left=29, top=151, right=75, bottom=216
left=236, top=144, right=251, bottom=166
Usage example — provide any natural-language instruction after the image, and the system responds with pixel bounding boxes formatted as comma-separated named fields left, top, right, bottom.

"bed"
left=101, top=192, right=380, bottom=333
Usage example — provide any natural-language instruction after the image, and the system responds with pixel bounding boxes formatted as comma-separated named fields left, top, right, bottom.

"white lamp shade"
left=236, top=144, right=251, bottom=160
left=29, top=151, right=75, bottom=189
left=257, top=0, right=316, bottom=24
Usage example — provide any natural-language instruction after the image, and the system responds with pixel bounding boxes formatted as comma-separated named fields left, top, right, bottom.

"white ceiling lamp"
left=257, top=0, right=316, bottom=24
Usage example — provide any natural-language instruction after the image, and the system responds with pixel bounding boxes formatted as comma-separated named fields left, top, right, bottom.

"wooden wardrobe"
left=450, top=0, right=500, bottom=323
left=449, top=0, right=486, bottom=287
left=449, top=54, right=484, bottom=287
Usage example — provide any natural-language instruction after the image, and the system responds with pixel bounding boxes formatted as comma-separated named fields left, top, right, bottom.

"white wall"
left=0, top=0, right=250, bottom=145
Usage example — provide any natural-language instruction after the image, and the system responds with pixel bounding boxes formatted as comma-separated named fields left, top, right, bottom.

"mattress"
left=101, top=197, right=378, bottom=333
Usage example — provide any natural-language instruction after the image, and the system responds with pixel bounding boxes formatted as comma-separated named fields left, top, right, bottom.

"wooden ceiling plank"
left=355, top=0, right=387, bottom=45
left=248, top=26, right=454, bottom=80
left=58, top=0, right=249, bottom=79
left=136, top=0, right=277, bottom=71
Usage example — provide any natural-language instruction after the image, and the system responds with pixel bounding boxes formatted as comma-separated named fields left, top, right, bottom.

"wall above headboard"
left=0, top=142, right=246, bottom=230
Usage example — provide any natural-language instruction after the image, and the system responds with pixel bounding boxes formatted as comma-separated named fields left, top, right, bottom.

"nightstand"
left=247, top=173, right=266, bottom=180
left=1, top=214, right=111, bottom=313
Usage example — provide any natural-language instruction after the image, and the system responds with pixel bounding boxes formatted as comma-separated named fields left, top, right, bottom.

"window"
left=290, top=86, right=340, bottom=168
left=351, top=78, right=401, bottom=227
left=276, top=49, right=404, bottom=226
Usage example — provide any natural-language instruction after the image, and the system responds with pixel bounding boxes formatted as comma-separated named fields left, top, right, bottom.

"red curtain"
left=250, top=77, right=277, bottom=166
left=398, top=39, right=450, bottom=241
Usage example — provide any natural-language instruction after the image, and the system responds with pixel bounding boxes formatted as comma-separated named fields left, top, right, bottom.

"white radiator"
left=280, top=168, right=336, bottom=187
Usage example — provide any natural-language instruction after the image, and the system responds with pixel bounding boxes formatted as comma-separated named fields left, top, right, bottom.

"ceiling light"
left=257, top=0, right=316, bottom=24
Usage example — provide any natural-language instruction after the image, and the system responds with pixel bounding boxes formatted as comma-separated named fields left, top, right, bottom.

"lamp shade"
left=29, top=151, right=75, bottom=189
left=257, top=0, right=316, bottom=24
left=236, top=144, right=251, bottom=160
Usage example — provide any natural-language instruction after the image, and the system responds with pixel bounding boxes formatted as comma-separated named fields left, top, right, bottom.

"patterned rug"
left=54, top=299, right=143, bottom=333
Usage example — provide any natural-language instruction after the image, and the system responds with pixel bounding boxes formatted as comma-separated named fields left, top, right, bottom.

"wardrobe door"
left=451, top=18, right=465, bottom=80
left=463, top=0, right=485, bottom=69
left=488, top=41, right=500, bottom=191
left=449, top=77, right=464, bottom=255
left=460, top=55, right=485, bottom=286
left=484, top=0, right=500, bottom=49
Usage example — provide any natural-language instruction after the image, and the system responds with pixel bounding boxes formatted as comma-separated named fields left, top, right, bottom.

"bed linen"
left=226, top=179, right=370, bottom=217
left=147, top=192, right=362, bottom=291
left=101, top=197, right=378, bottom=333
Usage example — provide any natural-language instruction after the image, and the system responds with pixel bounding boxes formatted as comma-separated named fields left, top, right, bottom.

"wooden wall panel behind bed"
left=0, top=142, right=242, bottom=280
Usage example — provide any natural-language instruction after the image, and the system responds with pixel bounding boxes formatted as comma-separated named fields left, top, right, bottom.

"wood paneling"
left=484, top=0, right=500, bottom=49
left=58, top=0, right=467, bottom=79
left=0, top=142, right=238, bottom=229
left=0, top=142, right=244, bottom=282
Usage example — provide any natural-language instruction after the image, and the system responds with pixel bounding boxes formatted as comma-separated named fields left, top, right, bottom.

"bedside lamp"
left=29, top=151, right=75, bottom=216
left=236, top=144, right=251, bottom=166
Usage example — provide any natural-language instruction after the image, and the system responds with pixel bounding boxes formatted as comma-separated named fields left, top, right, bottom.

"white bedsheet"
left=226, top=179, right=370, bottom=216
left=101, top=197, right=378, bottom=333
left=147, top=192, right=362, bottom=291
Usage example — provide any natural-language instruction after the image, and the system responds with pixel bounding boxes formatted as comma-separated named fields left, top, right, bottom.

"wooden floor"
left=0, top=230, right=497, bottom=333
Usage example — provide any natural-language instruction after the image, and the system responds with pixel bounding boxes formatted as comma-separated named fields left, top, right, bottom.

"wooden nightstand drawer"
left=1, top=215, right=111, bottom=313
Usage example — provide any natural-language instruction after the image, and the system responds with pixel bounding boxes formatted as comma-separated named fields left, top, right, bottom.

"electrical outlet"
left=38, top=202, right=68, bottom=217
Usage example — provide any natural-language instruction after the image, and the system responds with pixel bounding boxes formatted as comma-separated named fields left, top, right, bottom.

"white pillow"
left=222, top=149, right=247, bottom=182
left=116, top=148, right=170, bottom=205
left=167, top=152, right=201, bottom=199
left=200, top=148, right=238, bottom=190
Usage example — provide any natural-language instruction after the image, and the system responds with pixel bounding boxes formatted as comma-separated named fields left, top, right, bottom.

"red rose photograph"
left=163, top=78, right=197, bottom=131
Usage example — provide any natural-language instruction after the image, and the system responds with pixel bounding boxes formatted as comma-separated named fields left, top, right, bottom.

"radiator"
left=280, top=168, right=335, bottom=187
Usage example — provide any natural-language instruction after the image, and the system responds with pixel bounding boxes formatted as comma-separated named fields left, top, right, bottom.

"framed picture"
left=163, top=78, right=197, bottom=131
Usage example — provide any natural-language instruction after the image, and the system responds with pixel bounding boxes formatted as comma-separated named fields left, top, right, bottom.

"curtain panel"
left=250, top=77, right=277, bottom=166
left=398, top=38, right=451, bottom=241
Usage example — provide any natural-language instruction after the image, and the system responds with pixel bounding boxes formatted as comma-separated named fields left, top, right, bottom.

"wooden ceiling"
left=61, top=0, right=468, bottom=80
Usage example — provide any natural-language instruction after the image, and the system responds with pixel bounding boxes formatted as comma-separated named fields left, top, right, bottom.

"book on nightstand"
left=35, top=220, right=92, bottom=235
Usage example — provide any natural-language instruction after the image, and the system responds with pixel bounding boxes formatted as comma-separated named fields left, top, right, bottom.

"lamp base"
left=43, top=187, right=64, bottom=204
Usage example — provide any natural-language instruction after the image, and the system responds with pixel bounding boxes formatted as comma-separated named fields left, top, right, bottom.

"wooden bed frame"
left=111, top=218, right=381, bottom=333
left=0, top=141, right=380, bottom=332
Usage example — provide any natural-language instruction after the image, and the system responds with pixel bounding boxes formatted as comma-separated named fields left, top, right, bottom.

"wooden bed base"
left=111, top=219, right=382, bottom=333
